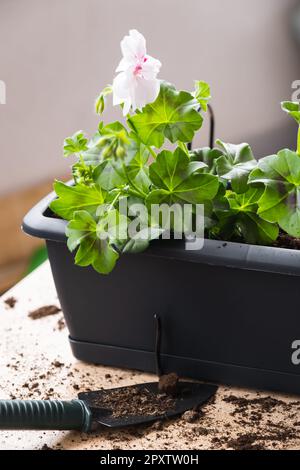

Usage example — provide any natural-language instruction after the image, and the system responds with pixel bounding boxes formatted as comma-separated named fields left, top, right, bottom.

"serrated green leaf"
left=128, top=82, right=203, bottom=148
left=215, top=140, right=257, bottom=193
left=93, top=160, right=126, bottom=191
left=91, top=242, right=119, bottom=274
left=66, top=210, right=119, bottom=274
left=216, top=187, right=279, bottom=244
left=194, top=81, right=211, bottom=112
left=249, top=149, right=300, bottom=237
left=281, top=101, right=300, bottom=124
left=122, top=227, right=163, bottom=253
left=124, top=134, right=151, bottom=196
left=50, top=181, right=105, bottom=220
left=97, top=209, right=129, bottom=246
left=190, top=147, right=223, bottom=174
left=63, top=131, right=88, bottom=157
left=66, top=210, right=97, bottom=252
left=147, top=147, right=219, bottom=204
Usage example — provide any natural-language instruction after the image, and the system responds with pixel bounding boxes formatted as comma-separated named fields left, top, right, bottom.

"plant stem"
left=107, top=190, right=122, bottom=212
left=178, top=142, right=189, bottom=155
left=147, top=145, right=157, bottom=159
left=297, top=125, right=300, bottom=156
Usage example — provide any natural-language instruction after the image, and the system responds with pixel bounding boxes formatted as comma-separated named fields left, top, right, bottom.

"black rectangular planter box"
left=23, top=189, right=300, bottom=395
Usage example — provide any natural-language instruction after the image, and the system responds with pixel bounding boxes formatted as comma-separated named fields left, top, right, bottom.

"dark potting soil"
left=274, top=232, right=300, bottom=250
left=4, top=296, right=17, bottom=308
left=158, top=373, right=179, bottom=396
left=93, top=385, right=177, bottom=418
left=28, top=305, right=61, bottom=319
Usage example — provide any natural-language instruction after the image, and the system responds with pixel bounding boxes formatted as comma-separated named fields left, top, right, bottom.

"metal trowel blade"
left=78, top=381, right=217, bottom=428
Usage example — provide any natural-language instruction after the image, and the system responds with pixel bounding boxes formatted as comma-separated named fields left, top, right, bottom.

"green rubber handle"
left=0, top=399, right=92, bottom=431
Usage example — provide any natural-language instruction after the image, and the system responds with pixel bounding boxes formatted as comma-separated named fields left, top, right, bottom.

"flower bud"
left=116, top=145, right=125, bottom=158
left=102, top=141, right=116, bottom=158
left=95, top=95, right=104, bottom=115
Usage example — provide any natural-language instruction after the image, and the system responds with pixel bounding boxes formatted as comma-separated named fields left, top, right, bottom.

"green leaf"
left=50, top=181, right=105, bottom=220
left=128, top=81, right=203, bottom=148
left=95, top=85, right=113, bottom=115
left=66, top=210, right=119, bottom=274
left=147, top=147, right=219, bottom=204
left=66, top=210, right=97, bottom=252
left=194, top=81, right=211, bottom=112
left=93, top=160, right=126, bottom=191
left=281, top=101, right=300, bottom=124
left=122, top=226, right=163, bottom=254
left=249, top=149, right=300, bottom=237
left=125, top=134, right=150, bottom=175
left=215, top=140, right=257, bottom=193
left=80, top=132, right=103, bottom=166
left=216, top=187, right=279, bottom=245
left=91, top=241, right=119, bottom=274
left=190, top=147, right=223, bottom=174
left=63, top=131, right=88, bottom=157
left=124, top=134, right=151, bottom=196
left=97, top=208, right=129, bottom=246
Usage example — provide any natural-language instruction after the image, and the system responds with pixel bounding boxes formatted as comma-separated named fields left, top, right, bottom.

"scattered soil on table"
left=28, top=305, right=61, bottom=320
left=90, top=386, right=177, bottom=418
left=52, top=360, right=64, bottom=368
left=226, top=434, right=265, bottom=450
left=226, top=424, right=296, bottom=451
left=158, top=373, right=179, bottom=396
left=223, top=395, right=291, bottom=414
left=4, top=297, right=17, bottom=308
left=56, top=317, right=65, bottom=330
left=274, top=232, right=300, bottom=250
left=219, top=394, right=300, bottom=450
left=41, top=444, right=54, bottom=450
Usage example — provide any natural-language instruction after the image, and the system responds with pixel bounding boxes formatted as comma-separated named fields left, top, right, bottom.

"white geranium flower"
left=113, top=30, right=161, bottom=116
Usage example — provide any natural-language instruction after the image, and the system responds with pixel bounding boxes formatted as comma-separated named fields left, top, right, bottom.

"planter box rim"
left=22, top=186, right=300, bottom=277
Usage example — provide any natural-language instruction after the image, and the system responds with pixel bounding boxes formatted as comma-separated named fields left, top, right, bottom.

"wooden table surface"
left=1, top=261, right=300, bottom=450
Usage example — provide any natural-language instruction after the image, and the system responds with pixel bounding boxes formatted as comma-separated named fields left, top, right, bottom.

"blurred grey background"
left=0, top=0, right=300, bottom=290
left=1, top=0, right=300, bottom=195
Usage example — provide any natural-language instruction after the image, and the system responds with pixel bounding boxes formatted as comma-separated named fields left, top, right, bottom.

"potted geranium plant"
left=23, top=30, right=300, bottom=395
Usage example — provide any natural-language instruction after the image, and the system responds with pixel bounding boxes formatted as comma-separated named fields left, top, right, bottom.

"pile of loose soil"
left=28, top=305, right=61, bottom=320
left=158, top=373, right=179, bottom=396
left=90, top=385, right=177, bottom=418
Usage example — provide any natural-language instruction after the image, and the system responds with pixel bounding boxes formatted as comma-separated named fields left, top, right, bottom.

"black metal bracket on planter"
left=187, top=104, right=215, bottom=152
